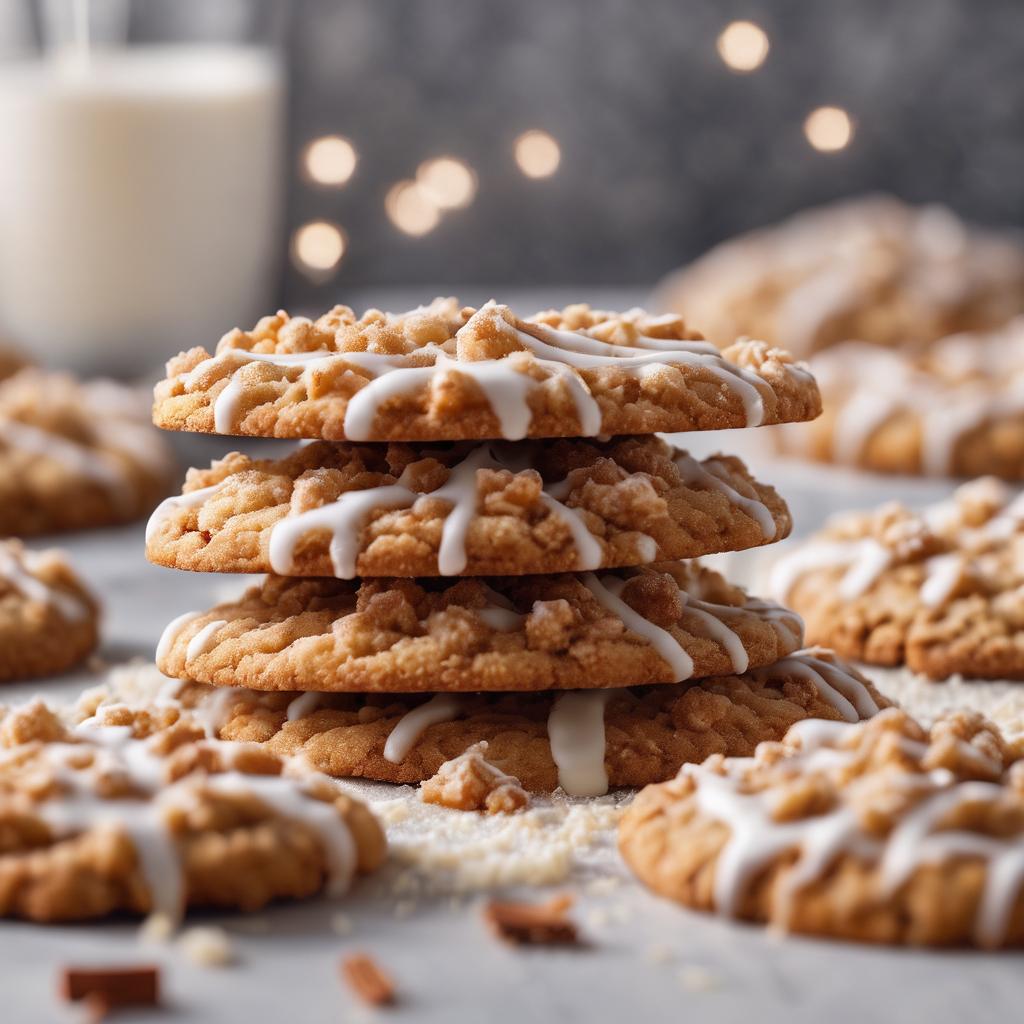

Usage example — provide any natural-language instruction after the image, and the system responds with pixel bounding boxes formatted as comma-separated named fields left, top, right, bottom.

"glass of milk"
left=0, top=0, right=287, bottom=376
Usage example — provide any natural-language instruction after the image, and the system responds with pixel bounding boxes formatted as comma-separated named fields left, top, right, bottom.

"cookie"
left=771, top=478, right=1024, bottom=679
left=154, top=563, right=804, bottom=694
left=0, top=369, right=176, bottom=536
left=0, top=697, right=385, bottom=923
left=145, top=437, right=791, bottom=578
left=656, top=195, right=1024, bottom=357
left=0, top=541, right=99, bottom=680
left=777, top=320, right=1024, bottom=478
left=0, top=345, right=27, bottom=381
left=152, top=300, right=820, bottom=443
left=98, top=648, right=886, bottom=796
left=620, top=707, right=1024, bottom=947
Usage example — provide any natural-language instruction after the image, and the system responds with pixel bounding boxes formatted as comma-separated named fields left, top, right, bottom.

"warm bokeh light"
left=291, top=220, right=347, bottom=273
left=385, top=180, right=440, bottom=236
left=302, top=135, right=358, bottom=187
left=514, top=130, right=561, bottom=178
left=804, top=106, right=854, bottom=152
left=716, top=20, right=770, bottom=72
left=416, top=156, right=477, bottom=209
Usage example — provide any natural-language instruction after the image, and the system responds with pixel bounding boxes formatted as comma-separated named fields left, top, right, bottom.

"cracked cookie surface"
left=0, top=540, right=99, bottom=681
left=0, top=696, right=385, bottom=922
left=155, top=563, right=804, bottom=693
left=771, top=478, right=1024, bottom=679
left=157, top=649, right=886, bottom=794
left=620, top=707, right=1024, bottom=947
left=0, top=369, right=175, bottom=536
left=146, top=437, right=790, bottom=578
left=152, top=299, right=820, bottom=442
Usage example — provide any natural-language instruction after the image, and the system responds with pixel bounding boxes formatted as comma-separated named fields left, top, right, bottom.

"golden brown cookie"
left=776, top=321, right=1024, bottom=479
left=0, top=697, right=385, bottom=923
left=152, top=300, right=820, bottom=442
left=0, top=345, right=27, bottom=381
left=0, top=540, right=99, bottom=680
left=145, top=437, right=791, bottom=578
left=0, top=369, right=176, bottom=536
left=771, top=478, right=1024, bottom=679
left=656, top=195, right=1024, bottom=357
left=154, top=563, right=804, bottom=694
left=620, top=707, right=1024, bottom=948
left=154, top=648, right=886, bottom=795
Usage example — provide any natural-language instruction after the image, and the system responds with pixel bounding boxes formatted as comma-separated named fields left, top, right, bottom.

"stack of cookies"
left=146, top=299, right=884, bottom=798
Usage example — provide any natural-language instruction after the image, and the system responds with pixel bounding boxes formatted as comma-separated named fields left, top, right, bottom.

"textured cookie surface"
left=0, top=369, right=176, bottom=536
left=771, top=478, right=1024, bottom=679
left=776, top=320, right=1024, bottom=479
left=0, top=541, right=99, bottom=681
left=620, top=707, right=1024, bottom=948
left=155, top=563, right=804, bottom=694
left=657, top=195, right=1024, bottom=357
left=0, top=696, right=385, bottom=922
left=152, top=300, right=820, bottom=442
left=164, top=649, right=887, bottom=795
left=146, top=436, right=791, bottom=578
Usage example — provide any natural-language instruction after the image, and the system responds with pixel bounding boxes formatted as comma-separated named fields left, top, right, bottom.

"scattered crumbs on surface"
left=137, top=912, right=174, bottom=945
left=584, top=875, right=621, bottom=897
left=678, top=965, right=722, bottom=993
left=606, top=902, right=634, bottom=925
left=646, top=943, right=674, bottom=965
left=330, top=912, right=355, bottom=937
left=482, top=893, right=580, bottom=947
left=341, top=953, right=397, bottom=1007
left=392, top=900, right=418, bottom=920
left=178, top=926, right=235, bottom=968
left=375, top=799, right=412, bottom=825
left=584, top=907, right=611, bottom=929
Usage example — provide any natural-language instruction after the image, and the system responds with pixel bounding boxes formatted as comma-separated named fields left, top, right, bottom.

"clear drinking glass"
left=0, top=0, right=288, bottom=376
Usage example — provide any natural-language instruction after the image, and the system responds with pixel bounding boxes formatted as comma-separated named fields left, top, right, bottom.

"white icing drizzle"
left=757, top=650, right=881, bottom=722
left=684, top=720, right=1024, bottom=944
left=146, top=484, right=223, bottom=544
left=268, top=443, right=604, bottom=578
left=547, top=690, right=612, bottom=797
left=581, top=573, right=694, bottom=681
left=155, top=610, right=202, bottom=663
left=189, top=686, right=239, bottom=739
left=682, top=598, right=749, bottom=674
left=31, top=719, right=358, bottom=921
left=184, top=303, right=773, bottom=441
left=383, top=694, right=465, bottom=764
left=286, top=691, right=324, bottom=722
left=0, top=545, right=89, bottom=623
left=672, top=452, right=776, bottom=539
left=475, top=606, right=527, bottom=631
left=770, top=539, right=892, bottom=603
left=185, top=619, right=227, bottom=662
left=0, top=418, right=135, bottom=512
left=920, top=553, right=965, bottom=608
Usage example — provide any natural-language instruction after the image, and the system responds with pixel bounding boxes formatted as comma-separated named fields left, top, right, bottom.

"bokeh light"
left=416, top=156, right=477, bottom=209
left=291, top=220, right=347, bottom=274
left=514, top=130, right=561, bottom=178
left=385, top=180, right=440, bottom=236
left=804, top=106, right=854, bottom=152
left=716, top=21, right=770, bottom=72
left=302, top=135, right=358, bottom=187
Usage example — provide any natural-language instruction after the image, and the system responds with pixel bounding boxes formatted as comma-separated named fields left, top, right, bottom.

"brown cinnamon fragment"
left=60, top=965, right=160, bottom=1015
left=341, top=952, right=396, bottom=1007
left=482, top=893, right=580, bottom=946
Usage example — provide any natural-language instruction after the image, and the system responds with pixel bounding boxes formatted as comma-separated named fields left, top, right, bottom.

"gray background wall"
left=282, top=0, right=1024, bottom=303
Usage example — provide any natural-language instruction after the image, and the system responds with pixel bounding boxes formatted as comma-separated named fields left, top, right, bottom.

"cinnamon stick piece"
left=60, top=965, right=160, bottom=1012
left=482, top=893, right=580, bottom=946
left=341, top=953, right=396, bottom=1007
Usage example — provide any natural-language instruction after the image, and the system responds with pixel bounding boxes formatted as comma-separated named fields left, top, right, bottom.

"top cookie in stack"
left=152, top=299, right=819, bottom=442
left=145, top=299, right=863, bottom=796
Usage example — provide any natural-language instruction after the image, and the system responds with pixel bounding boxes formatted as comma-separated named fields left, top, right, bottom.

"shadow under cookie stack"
left=146, top=299, right=885, bottom=799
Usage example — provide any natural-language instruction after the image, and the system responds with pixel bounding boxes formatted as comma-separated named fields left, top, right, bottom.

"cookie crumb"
left=421, top=742, right=529, bottom=814
left=178, top=926, right=234, bottom=967
left=330, top=912, right=355, bottom=936
left=341, top=953, right=396, bottom=1007
left=60, top=965, right=160, bottom=1014
left=138, top=912, right=174, bottom=944
left=482, top=893, right=580, bottom=946
left=646, top=943, right=674, bottom=965
left=678, top=965, right=722, bottom=992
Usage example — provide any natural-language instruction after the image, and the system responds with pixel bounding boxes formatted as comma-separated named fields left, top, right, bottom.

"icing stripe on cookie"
left=383, top=694, right=465, bottom=764
left=547, top=690, right=612, bottom=797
